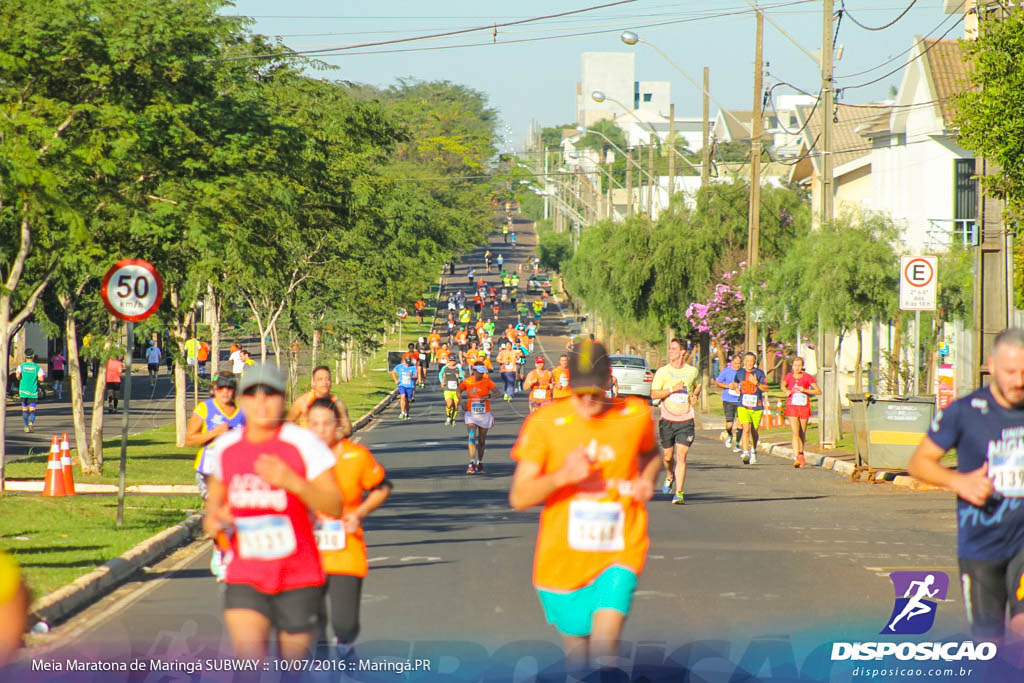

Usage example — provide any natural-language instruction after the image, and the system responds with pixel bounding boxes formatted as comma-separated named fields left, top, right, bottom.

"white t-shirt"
left=229, top=350, right=243, bottom=373
left=206, top=423, right=336, bottom=482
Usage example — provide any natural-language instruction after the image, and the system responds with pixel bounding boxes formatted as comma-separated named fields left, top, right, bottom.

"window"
left=953, top=158, right=978, bottom=246
left=642, top=93, right=652, bottom=102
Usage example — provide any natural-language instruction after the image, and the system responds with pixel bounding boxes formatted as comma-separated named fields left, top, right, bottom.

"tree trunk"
left=312, top=329, right=321, bottom=367
left=208, top=282, right=221, bottom=377
left=168, top=287, right=192, bottom=447
left=270, top=320, right=281, bottom=368
left=889, top=313, right=904, bottom=394
left=88, top=352, right=108, bottom=468
left=854, top=327, right=864, bottom=393
left=288, top=336, right=298, bottom=403
left=832, top=332, right=845, bottom=440
left=59, top=293, right=100, bottom=474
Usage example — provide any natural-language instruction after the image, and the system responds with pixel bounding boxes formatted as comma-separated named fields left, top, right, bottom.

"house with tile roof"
left=860, top=37, right=976, bottom=251
left=788, top=102, right=890, bottom=226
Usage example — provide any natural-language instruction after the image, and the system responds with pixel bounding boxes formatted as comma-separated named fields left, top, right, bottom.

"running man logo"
left=881, top=571, right=949, bottom=635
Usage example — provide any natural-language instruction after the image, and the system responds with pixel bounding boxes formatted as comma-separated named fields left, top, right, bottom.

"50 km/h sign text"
left=100, top=259, right=164, bottom=322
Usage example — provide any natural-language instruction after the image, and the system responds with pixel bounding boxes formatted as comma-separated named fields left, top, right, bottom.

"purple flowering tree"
left=685, top=269, right=746, bottom=362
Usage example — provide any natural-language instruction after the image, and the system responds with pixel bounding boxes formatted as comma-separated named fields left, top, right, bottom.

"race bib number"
left=559, top=377, right=569, bottom=388
left=791, top=392, right=808, bottom=407
left=447, top=380, right=459, bottom=390
left=990, top=449, right=1024, bottom=498
left=532, top=388, right=548, bottom=401
left=726, top=389, right=741, bottom=399
left=235, top=515, right=297, bottom=561
left=667, top=391, right=688, bottom=405
left=568, top=500, right=625, bottom=552
left=471, top=401, right=486, bottom=414
left=313, top=519, right=347, bottom=552
left=741, top=393, right=758, bottom=408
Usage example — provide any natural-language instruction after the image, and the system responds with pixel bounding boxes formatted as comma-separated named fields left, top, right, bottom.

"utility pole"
left=700, top=66, right=712, bottom=412
left=820, top=0, right=839, bottom=448
left=701, top=66, right=711, bottom=187
left=543, top=149, right=550, bottom=220
left=648, top=132, right=656, bottom=219
left=745, top=8, right=763, bottom=353
left=668, top=103, right=676, bottom=196
left=625, top=148, right=634, bottom=217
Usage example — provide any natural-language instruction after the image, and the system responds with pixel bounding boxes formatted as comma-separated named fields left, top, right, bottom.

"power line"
left=212, top=0, right=639, bottom=62
left=835, top=2, right=964, bottom=79
left=838, top=12, right=965, bottom=92
left=840, top=0, right=919, bottom=31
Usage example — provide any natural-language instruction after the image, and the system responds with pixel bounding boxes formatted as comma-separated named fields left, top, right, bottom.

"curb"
left=717, top=431, right=951, bottom=492
left=27, top=388, right=399, bottom=629
left=29, top=514, right=203, bottom=628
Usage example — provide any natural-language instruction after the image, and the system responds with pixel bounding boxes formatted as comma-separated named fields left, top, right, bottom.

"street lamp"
left=567, top=152, right=624, bottom=189
left=590, top=90, right=704, bottom=176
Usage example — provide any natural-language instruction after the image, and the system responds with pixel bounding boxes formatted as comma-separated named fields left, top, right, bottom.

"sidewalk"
left=702, top=418, right=950, bottom=494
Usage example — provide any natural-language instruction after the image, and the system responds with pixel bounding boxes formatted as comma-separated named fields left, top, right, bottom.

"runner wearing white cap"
left=459, top=364, right=498, bottom=474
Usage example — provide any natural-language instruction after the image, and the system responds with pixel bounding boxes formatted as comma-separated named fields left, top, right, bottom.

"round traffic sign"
left=396, top=307, right=408, bottom=320
left=100, top=259, right=164, bottom=322
left=902, top=257, right=935, bottom=288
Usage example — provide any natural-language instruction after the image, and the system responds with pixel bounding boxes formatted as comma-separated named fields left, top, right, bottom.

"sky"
left=228, top=0, right=967, bottom=150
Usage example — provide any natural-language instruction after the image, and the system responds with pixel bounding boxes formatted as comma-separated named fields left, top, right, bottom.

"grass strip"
left=0, top=494, right=199, bottom=597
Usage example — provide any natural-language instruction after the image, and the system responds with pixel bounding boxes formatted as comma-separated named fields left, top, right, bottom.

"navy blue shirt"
left=716, top=367, right=742, bottom=404
left=927, top=385, right=1024, bottom=561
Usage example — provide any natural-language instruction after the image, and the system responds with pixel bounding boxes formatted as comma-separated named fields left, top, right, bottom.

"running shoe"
left=661, top=477, right=674, bottom=495
left=27, top=424, right=33, bottom=433
left=740, top=451, right=750, bottom=465
left=749, top=451, right=758, bottom=465
left=724, top=436, right=732, bottom=449
left=732, top=444, right=742, bottom=454
left=476, top=462, right=485, bottom=474
left=794, top=453, right=806, bottom=468
left=672, top=491, right=685, bottom=505
left=23, top=426, right=29, bottom=433
left=466, top=462, right=476, bottom=474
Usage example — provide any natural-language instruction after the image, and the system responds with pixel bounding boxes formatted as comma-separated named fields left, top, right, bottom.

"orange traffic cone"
left=777, top=399, right=785, bottom=427
left=60, top=432, right=76, bottom=496
left=42, top=436, right=66, bottom=498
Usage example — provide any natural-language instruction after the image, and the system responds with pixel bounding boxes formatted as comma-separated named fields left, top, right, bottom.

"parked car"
left=526, top=272, right=552, bottom=294
left=609, top=355, right=653, bottom=399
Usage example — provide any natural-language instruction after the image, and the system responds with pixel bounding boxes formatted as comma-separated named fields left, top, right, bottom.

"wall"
left=577, top=53, right=635, bottom=125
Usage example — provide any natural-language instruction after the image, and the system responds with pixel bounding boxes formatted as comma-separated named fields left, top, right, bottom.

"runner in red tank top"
left=203, top=364, right=342, bottom=661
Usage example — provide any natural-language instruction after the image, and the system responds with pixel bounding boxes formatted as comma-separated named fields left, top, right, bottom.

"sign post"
left=899, top=256, right=937, bottom=396
left=100, top=259, right=163, bottom=527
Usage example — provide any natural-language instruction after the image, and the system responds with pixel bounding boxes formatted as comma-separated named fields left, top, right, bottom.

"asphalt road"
left=18, top=221, right=982, bottom=680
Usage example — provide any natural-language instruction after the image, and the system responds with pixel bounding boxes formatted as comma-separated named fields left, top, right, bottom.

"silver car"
left=609, top=355, right=653, bottom=399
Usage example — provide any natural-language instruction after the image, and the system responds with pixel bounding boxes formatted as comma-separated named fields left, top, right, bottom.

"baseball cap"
left=213, top=372, right=237, bottom=389
left=238, top=363, right=286, bottom=395
left=568, top=339, right=611, bottom=392
left=535, top=357, right=546, bottom=364
left=472, top=364, right=488, bottom=373
left=24, top=348, right=34, bottom=358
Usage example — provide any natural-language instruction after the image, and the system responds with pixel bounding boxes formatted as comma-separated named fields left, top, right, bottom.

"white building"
left=861, top=38, right=976, bottom=250
left=575, top=52, right=672, bottom=128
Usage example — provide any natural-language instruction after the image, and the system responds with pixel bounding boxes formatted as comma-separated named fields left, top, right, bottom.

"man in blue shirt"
left=909, top=328, right=1024, bottom=640
left=391, top=355, right=418, bottom=420
left=715, top=354, right=744, bottom=453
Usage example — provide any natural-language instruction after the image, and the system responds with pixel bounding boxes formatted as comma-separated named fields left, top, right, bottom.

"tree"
left=541, top=123, right=576, bottom=150
left=955, top=11, right=1024, bottom=222
left=575, top=119, right=628, bottom=159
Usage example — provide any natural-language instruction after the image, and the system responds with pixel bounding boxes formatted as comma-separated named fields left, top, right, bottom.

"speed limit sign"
left=100, top=259, right=164, bottom=322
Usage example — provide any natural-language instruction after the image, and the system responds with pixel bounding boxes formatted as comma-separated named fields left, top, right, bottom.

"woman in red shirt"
left=782, top=357, right=821, bottom=467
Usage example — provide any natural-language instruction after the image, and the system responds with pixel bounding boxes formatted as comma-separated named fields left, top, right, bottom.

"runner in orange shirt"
left=459, top=364, right=498, bottom=474
left=509, top=340, right=660, bottom=673
left=551, top=354, right=572, bottom=399
left=523, top=357, right=553, bottom=413
left=286, top=366, right=353, bottom=438
left=306, top=398, right=391, bottom=658
left=413, top=299, right=426, bottom=324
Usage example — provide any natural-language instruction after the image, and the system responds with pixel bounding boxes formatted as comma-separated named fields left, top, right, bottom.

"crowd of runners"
left=4, top=217, right=1024, bottom=677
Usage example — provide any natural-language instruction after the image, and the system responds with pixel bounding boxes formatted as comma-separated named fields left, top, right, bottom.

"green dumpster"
left=846, top=393, right=935, bottom=470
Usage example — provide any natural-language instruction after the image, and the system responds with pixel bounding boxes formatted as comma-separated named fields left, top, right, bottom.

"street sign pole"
left=117, top=321, right=133, bottom=527
left=100, top=259, right=163, bottom=528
